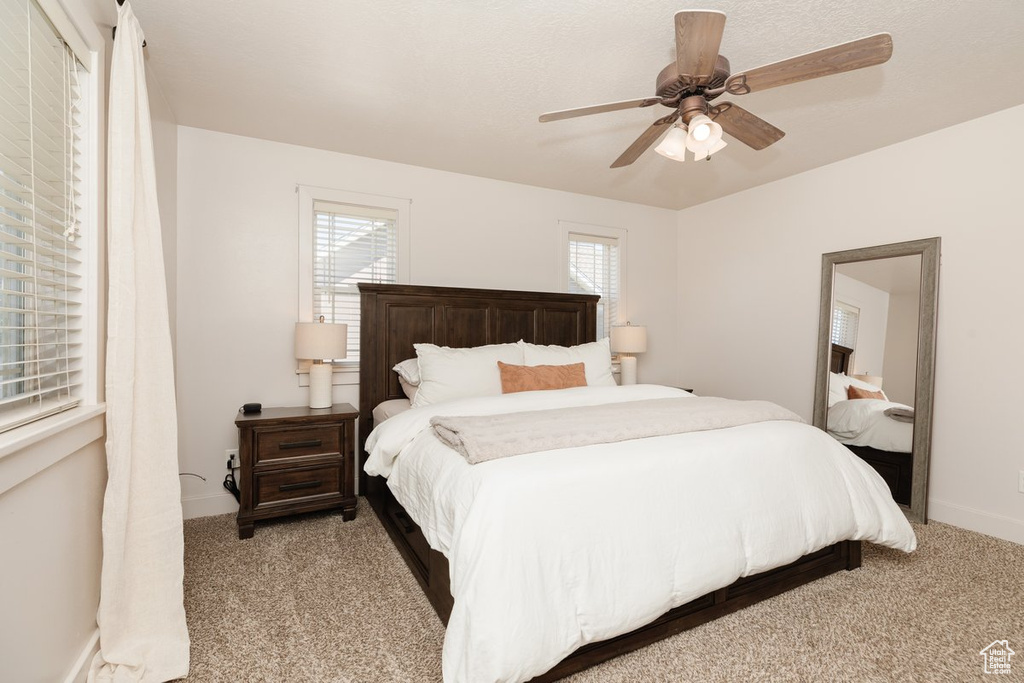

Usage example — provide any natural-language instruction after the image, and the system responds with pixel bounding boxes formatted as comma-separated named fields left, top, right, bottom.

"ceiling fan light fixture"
left=655, top=125, right=689, bottom=160
left=691, top=121, right=712, bottom=142
left=685, top=115, right=723, bottom=151
left=692, top=138, right=727, bottom=161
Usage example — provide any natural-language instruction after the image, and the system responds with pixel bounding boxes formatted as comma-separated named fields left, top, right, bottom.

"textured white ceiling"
left=131, top=0, right=1024, bottom=210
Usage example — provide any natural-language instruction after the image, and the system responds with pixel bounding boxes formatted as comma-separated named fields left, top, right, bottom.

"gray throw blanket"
left=430, top=397, right=803, bottom=464
left=884, top=406, right=915, bottom=423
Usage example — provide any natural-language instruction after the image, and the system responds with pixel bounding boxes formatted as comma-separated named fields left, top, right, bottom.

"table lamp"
left=610, top=322, right=647, bottom=385
left=851, top=374, right=883, bottom=389
left=295, top=318, right=348, bottom=409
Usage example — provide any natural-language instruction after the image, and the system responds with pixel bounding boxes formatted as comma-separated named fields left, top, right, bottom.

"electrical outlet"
left=226, top=448, right=239, bottom=471
left=1019, top=469, right=1024, bottom=494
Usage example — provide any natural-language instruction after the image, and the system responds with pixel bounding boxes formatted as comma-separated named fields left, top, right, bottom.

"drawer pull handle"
left=279, top=439, right=322, bottom=450
left=393, top=509, right=415, bottom=534
left=279, top=479, right=322, bottom=492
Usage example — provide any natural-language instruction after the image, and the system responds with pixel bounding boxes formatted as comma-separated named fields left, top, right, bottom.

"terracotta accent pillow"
left=497, top=361, right=587, bottom=394
left=847, top=385, right=885, bottom=400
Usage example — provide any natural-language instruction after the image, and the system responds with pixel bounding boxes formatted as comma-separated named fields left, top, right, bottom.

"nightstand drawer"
left=255, top=425, right=341, bottom=464
left=254, top=463, right=341, bottom=507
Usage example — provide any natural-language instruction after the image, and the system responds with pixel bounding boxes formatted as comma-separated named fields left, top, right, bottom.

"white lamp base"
left=308, top=362, right=334, bottom=409
left=619, top=355, right=638, bottom=385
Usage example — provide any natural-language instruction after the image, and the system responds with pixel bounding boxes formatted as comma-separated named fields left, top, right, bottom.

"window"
left=560, top=222, right=624, bottom=340
left=312, top=201, right=397, bottom=360
left=298, top=187, right=409, bottom=374
left=831, top=301, right=860, bottom=349
left=0, top=0, right=89, bottom=432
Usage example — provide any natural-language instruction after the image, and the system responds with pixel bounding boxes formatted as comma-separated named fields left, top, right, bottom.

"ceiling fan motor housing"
left=656, top=55, right=731, bottom=103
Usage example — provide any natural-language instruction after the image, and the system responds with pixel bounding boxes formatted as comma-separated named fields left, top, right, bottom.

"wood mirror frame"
left=812, top=237, right=940, bottom=523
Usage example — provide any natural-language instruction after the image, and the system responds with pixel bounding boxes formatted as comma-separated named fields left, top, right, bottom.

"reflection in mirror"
left=827, top=256, right=921, bottom=506
left=813, top=238, right=940, bottom=524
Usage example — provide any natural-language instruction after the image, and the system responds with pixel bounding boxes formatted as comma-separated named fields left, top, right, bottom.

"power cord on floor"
left=223, top=471, right=241, bottom=503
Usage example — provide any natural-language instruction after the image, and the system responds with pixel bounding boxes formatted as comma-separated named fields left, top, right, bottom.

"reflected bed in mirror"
left=813, top=238, right=940, bottom=523
left=828, top=334, right=914, bottom=504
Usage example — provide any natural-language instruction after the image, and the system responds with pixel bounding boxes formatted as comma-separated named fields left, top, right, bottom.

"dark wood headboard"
left=357, top=283, right=598, bottom=491
left=830, top=344, right=853, bottom=374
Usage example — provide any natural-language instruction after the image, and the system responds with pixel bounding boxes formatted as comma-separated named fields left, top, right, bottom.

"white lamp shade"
left=610, top=324, right=647, bottom=354
left=687, top=115, right=714, bottom=143
left=294, top=322, right=348, bottom=361
left=685, top=115, right=722, bottom=147
left=851, top=374, right=883, bottom=389
left=696, top=137, right=727, bottom=160
left=655, top=126, right=689, bottom=160
left=683, top=115, right=723, bottom=158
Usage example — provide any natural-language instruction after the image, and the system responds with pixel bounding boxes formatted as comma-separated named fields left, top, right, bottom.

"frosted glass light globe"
left=655, top=126, right=689, bottom=160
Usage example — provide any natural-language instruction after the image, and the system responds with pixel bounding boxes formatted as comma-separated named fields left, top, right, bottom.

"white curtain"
left=90, top=2, right=190, bottom=680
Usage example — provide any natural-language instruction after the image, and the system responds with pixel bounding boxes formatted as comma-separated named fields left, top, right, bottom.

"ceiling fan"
left=539, top=11, right=892, bottom=167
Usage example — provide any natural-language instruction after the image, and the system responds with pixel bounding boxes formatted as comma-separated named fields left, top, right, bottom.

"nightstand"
left=234, top=404, right=358, bottom=539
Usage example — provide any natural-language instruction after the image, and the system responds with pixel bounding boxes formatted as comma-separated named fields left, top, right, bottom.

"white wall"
left=676, top=102, right=1024, bottom=543
left=883, top=292, right=920, bottom=407
left=0, top=439, right=105, bottom=683
left=149, top=67, right=178, bottom=361
left=833, top=272, right=889, bottom=377
left=175, top=127, right=679, bottom=517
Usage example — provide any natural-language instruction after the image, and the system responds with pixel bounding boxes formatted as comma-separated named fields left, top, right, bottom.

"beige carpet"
left=182, top=501, right=1023, bottom=682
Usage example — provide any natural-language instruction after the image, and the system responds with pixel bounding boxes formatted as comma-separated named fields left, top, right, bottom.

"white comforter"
left=828, top=398, right=914, bottom=452
left=365, top=385, right=916, bottom=683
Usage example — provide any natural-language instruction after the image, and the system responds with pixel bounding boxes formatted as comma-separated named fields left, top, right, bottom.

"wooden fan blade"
left=675, top=10, right=727, bottom=86
left=725, top=33, right=892, bottom=95
left=710, top=102, right=785, bottom=150
left=610, top=114, right=678, bottom=168
left=539, top=97, right=664, bottom=122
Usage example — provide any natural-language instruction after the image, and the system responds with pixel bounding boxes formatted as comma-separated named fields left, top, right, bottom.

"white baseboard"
left=181, top=491, right=238, bottom=519
left=928, top=498, right=1024, bottom=545
left=63, top=628, right=99, bottom=683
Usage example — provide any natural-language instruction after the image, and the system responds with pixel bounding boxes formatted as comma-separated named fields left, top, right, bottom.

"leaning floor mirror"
left=812, top=237, right=940, bottom=523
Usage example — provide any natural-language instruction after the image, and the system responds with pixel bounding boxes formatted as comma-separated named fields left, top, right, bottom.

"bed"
left=358, top=283, right=914, bottom=682
left=827, top=345, right=914, bottom=505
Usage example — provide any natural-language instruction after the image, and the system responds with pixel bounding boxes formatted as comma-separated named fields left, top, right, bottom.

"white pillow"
left=392, top=358, right=420, bottom=386
left=828, top=372, right=849, bottom=408
left=411, top=342, right=524, bottom=407
left=521, top=338, right=616, bottom=387
left=398, top=376, right=418, bottom=402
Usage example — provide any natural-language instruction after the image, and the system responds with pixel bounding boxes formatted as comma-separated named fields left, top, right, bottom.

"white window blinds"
left=567, top=232, right=619, bottom=339
left=0, top=0, right=85, bottom=432
left=312, top=200, right=397, bottom=361
left=831, top=301, right=860, bottom=350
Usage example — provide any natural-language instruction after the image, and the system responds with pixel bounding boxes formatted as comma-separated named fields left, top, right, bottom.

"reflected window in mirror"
left=831, top=301, right=860, bottom=349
